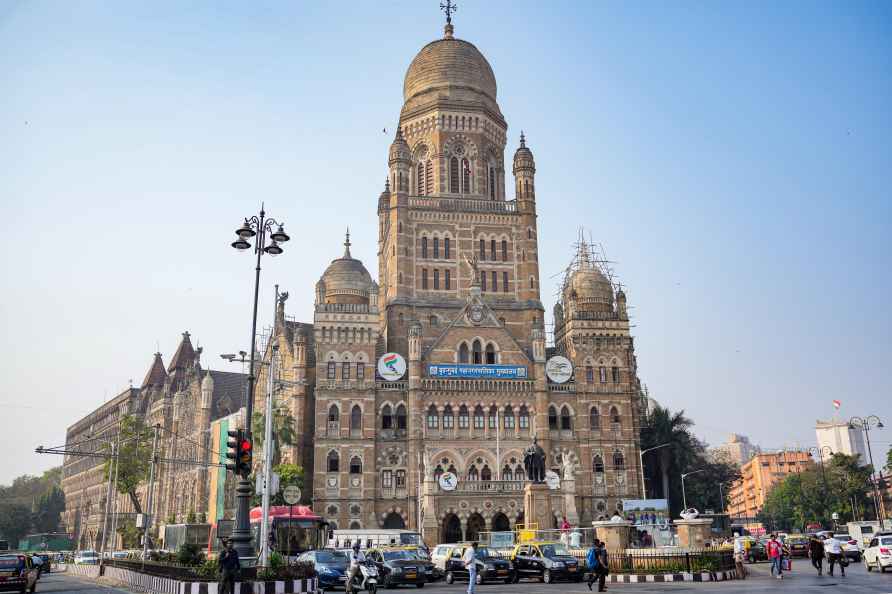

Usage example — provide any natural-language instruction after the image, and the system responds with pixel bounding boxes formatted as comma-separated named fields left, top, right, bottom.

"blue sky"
left=1, top=1, right=890, bottom=484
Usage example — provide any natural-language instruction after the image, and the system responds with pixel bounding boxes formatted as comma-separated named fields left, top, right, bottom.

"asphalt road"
left=30, top=571, right=131, bottom=594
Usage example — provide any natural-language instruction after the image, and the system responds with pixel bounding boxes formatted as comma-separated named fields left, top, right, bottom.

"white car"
left=430, top=544, right=452, bottom=570
left=864, top=533, right=892, bottom=573
left=74, top=551, right=99, bottom=565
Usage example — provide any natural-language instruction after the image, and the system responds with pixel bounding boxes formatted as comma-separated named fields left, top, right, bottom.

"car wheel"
left=543, top=569, right=552, bottom=584
left=416, top=583, right=424, bottom=588
left=866, top=558, right=872, bottom=571
left=445, top=572, right=454, bottom=585
left=881, top=564, right=887, bottom=574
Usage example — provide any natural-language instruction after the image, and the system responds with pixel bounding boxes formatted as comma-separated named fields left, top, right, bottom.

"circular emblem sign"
left=545, top=356, right=573, bottom=384
left=545, top=470, right=561, bottom=490
left=377, top=352, right=407, bottom=381
left=438, top=471, right=458, bottom=491
left=283, top=485, right=301, bottom=505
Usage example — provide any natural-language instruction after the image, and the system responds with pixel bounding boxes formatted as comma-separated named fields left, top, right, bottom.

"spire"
left=343, top=227, right=352, bottom=258
left=167, top=331, right=196, bottom=372
left=441, top=0, right=456, bottom=38
left=520, top=131, right=526, bottom=148
left=384, top=177, right=391, bottom=192
left=141, top=352, right=168, bottom=389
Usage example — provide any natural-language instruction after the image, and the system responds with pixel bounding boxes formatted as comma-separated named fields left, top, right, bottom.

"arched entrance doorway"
left=466, top=513, right=486, bottom=542
left=383, top=512, right=406, bottom=529
left=441, top=514, right=462, bottom=543
left=492, top=512, right=510, bottom=532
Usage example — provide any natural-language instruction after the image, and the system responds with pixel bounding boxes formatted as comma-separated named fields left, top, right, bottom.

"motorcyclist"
left=346, top=542, right=367, bottom=594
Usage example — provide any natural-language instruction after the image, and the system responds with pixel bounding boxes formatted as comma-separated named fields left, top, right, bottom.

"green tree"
left=885, top=445, right=892, bottom=474
left=251, top=463, right=305, bottom=507
left=640, top=405, right=704, bottom=515
left=252, top=406, right=297, bottom=467
left=0, top=503, right=33, bottom=546
left=32, top=486, right=65, bottom=533
left=103, top=415, right=152, bottom=515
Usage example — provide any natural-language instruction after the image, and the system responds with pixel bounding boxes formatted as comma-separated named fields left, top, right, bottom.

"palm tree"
left=640, top=405, right=699, bottom=507
left=252, top=405, right=297, bottom=467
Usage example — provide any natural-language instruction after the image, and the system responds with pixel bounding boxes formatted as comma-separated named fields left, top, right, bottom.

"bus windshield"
left=399, top=533, right=421, bottom=545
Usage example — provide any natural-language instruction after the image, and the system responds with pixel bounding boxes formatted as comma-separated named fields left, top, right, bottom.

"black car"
left=443, top=545, right=513, bottom=585
left=297, top=549, right=349, bottom=590
left=0, top=555, right=38, bottom=593
left=367, top=548, right=434, bottom=588
left=511, top=542, right=581, bottom=584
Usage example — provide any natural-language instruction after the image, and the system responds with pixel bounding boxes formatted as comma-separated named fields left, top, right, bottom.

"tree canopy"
left=252, top=405, right=297, bottom=468
left=103, top=415, right=153, bottom=515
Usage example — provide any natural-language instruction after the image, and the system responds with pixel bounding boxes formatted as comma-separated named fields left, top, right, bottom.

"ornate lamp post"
left=681, top=469, right=706, bottom=513
left=638, top=443, right=671, bottom=499
left=848, top=415, right=885, bottom=521
left=228, top=206, right=290, bottom=559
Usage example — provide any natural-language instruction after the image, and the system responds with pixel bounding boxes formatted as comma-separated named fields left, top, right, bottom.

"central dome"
left=402, top=33, right=500, bottom=117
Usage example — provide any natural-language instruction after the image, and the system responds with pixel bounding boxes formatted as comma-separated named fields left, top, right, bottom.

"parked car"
left=0, top=554, right=39, bottom=593
left=366, top=547, right=434, bottom=588
left=831, top=534, right=862, bottom=562
left=443, top=544, right=513, bottom=585
left=785, top=535, right=809, bottom=558
left=297, top=549, right=349, bottom=590
left=73, top=551, right=99, bottom=565
left=863, top=533, right=892, bottom=573
left=510, top=541, right=581, bottom=584
left=745, top=539, right=767, bottom=563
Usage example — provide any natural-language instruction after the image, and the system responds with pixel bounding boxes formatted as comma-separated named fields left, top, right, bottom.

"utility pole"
left=99, top=440, right=116, bottom=563
left=142, top=424, right=161, bottom=566
left=259, top=333, right=278, bottom=567
left=109, top=433, right=122, bottom=554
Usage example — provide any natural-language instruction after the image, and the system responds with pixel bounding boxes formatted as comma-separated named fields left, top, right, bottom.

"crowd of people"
left=732, top=531, right=851, bottom=581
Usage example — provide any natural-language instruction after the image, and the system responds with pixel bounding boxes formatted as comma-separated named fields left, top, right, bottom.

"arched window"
left=503, top=406, right=515, bottom=429
left=382, top=404, right=393, bottom=430
left=421, top=236, right=428, bottom=259
left=490, top=239, right=497, bottom=261
left=443, top=405, right=454, bottom=429
left=458, top=342, right=469, bottom=364
left=416, top=162, right=424, bottom=195
left=519, top=405, right=530, bottom=429
left=327, top=451, right=340, bottom=473
left=590, top=406, right=600, bottom=430
left=426, top=405, right=439, bottom=429
left=350, top=405, right=362, bottom=432
left=593, top=455, right=605, bottom=473
left=612, top=366, right=620, bottom=383
left=610, top=406, right=621, bottom=426
left=585, top=366, right=594, bottom=384
left=501, top=239, right=508, bottom=261
left=473, top=405, right=484, bottom=429
left=560, top=406, right=572, bottom=430
left=396, top=404, right=407, bottom=430
left=489, top=166, right=496, bottom=199
left=458, top=405, right=469, bottom=429
left=468, top=465, right=479, bottom=481
left=530, top=276, right=536, bottom=290
left=434, top=465, right=444, bottom=481
left=548, top=406, right=558, bottom=430
left=472, top=340, right=482, bottom=364
left=349, top=520, right=362, bottom=530
left=444, top=237, right=451, bottom=259
left=485, top=343, right=496, bottom=365
left=425, top=160, right=433, bottom=194
left=350, top=456, right=362, bottom=474
left=479, top=238, right=486, bottom=261
left=450, top=157, right=459, bottom=192
left=328, top=404, right=340, bottom=427
left=430, top=314, right=438, bottom=327
left=599, top=366, right=607, bottom=383
left=613, top=451, right=625, bottom=470
left=433, top=237, right=440, bottom=259
left=481, top=465, right=492, bottom=481
left=488, top=405, right=498, bottom=429
left=461, top=158, right=470, bottom=193
left=502, top=465, right=513, bottom=481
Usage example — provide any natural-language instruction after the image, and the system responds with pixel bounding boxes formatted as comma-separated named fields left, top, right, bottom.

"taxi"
left=442, top=543, right=513, bottom=585
left=0, top=555, right=38, bottom=593
left=366, top=546, right=434, bottom=588
left=510, top=541, right=581, bottom=584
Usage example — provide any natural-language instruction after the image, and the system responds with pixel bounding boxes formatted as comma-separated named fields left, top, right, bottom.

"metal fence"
left=487, top=547, right=734, bottom=575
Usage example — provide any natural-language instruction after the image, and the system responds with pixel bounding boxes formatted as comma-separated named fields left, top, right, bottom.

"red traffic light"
left=239, top=439, right=252, bottom=452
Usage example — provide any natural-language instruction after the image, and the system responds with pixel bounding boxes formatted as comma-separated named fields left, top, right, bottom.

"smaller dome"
left=389, top=128, right=411, bottom=166
left=319, top=230, right=374, bottom=305
left=513, top=132, right=535, bottom=174
left=565, top=243, right=614, bottom=313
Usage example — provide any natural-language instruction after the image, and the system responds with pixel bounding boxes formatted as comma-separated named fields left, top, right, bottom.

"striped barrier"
left=101, top=565, right=318, bottom=594
left=65, top=564, right=101, bottom=578
left=583, top=569, right=739, bottom=583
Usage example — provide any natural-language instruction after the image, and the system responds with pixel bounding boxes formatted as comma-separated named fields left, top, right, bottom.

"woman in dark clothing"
left=808, top=535, right=825, bottom=575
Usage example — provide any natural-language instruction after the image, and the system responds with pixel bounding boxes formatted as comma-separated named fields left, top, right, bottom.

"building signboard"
left=428, top=364, right=528, bottom=379
left=378, top=353, right=407, bottom=381
left=545, top=356, right=573, bottom=383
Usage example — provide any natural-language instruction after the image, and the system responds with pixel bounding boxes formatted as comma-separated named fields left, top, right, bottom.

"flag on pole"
left=832, top=399, right=841, bottom=409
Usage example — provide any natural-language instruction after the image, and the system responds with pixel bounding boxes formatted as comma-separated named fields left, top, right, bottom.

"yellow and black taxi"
left=443, top=544, right=513, bottom=585
left=0, top=554, right=39, bottom=593
left=510, top=541, right=581, bottom=584
left=366, top=546, right=434, bottom=588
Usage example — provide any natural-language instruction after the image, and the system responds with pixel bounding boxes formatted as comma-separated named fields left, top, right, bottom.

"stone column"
left=591, top=519, right=633, bottom=550
left=675, top=518, right=713, bottom=549
left=523, top=483, right=552, bottom=532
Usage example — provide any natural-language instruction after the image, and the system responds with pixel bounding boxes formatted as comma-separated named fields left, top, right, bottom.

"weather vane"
left=440, top=0, right=456, bottom=25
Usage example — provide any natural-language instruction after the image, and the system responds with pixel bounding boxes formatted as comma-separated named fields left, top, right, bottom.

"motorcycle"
left=350, top=559, right=380, bottom=594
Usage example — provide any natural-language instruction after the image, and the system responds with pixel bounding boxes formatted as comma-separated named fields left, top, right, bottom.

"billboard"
left=428, top=364, right=528, bottom=379
left=621, top=498, right=670, bottom=527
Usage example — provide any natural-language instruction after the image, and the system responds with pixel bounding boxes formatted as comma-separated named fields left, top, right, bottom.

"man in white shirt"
left=346, top=542, right=366, bottom=594
left=823, top=532, right=846, bottom=577
left=462, top=542, right=479, bottom=594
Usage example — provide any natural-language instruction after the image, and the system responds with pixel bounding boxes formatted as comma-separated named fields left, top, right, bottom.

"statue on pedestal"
left=523, top=436, right=547, bottom=483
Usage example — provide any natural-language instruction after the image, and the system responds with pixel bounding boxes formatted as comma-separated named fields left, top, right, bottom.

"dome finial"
left=384, top=177, right=391, bottom=192
left=520, top=130, right=526, bottom=148
left=440, top=0, right=456, bottom=38
left=344, top=226, right=352, bottom=258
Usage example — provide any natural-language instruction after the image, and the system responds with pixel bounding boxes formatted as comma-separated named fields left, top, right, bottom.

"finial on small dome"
left=441, top=0, right=456, bottom=38
left=520, top=131, right=526, bottom=148
left=384, top=177, right=391, bottom=192
left=344, top=227, right=352, bottom=258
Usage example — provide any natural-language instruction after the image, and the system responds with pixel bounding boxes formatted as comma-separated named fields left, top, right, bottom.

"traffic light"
left=237, top=435, right=253, bottom=477
left=225, top=429, right=242, bottom=474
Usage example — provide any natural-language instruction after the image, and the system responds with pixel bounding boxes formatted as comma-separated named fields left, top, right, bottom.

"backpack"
left=586, top=548, right=598, bottom=569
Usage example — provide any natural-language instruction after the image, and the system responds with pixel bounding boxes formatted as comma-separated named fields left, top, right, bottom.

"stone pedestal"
left=523, top=483, right=553, bottom=531
left=675, top=518, right=713, bottom=549
left=591, top=520, right=633, bottom=550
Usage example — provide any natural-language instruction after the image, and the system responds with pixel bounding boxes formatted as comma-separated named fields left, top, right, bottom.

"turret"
left=513, top=131, right=536, bottom=203
left=200, top=370, right=214, bottom=410
left=388, top=128, right=411, bottom=195
left=616, top=287, right=628, bottom=319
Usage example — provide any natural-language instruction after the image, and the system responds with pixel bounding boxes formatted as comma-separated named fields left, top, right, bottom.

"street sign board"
left=283, top=485, right=301, bottom=504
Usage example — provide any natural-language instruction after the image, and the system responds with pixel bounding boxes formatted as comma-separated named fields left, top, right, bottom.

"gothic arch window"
left=599, top=366, right=607, bottom=383
left=443, top=405, right=454, bottom=429
left=433, top=269, right=439, bottom=290
left=445, top=269, right=451, bottom=290
left=468, top=464, right=479, bottom=481
left=548, top=406, right=558, bottom=430
left=502, top=465, right=513, bottom=481
left=458, top=405, right=469, bottom=429
left=425, top=160, right=433, bottom=195
left=613, top=451, right=625, bottom=470
left=350, top=405, right=362, bottom=432
left=490, top=239, right=497, bottom=261
left=519, top=405, right=530, bottom=429
left=421, top=236, right=428, bottom=259
left=612, top=366, right=620, bottom=383
left=485, top=343, right=496, bottom=365
left=450, top=157, right=459, bottom=192
left=472, top=340, right=482, bottom=364
left=593, top=455, right=605, bottom=473
left=503, top=271, right=509, bottom=292
left=350, top=456, right=362, bottom=474
left=461, top=158, right=471, bottom=193
left=426, top=405, right=438, bottom=429
left=444, top=237, right=451, bottom=259
left=458, top=342, right=469, bottom=364
left=434, top=465, right=444, bottom=480
left=481, top=465, right=492, bottom=481
left=479, top=238, right=486, bottom=261
left=503, top=405, right=515, bottom=429
left=328, top=404, right=340, bottom=424
left=590, top=406, right=600, bottom=431
left=382, top=404, right=393, bottom=430
left=560, top=406, right=572, bottom=431
left=398, top=171, right=407, bottom=192
left=433, top=236, right=440, bottom=259
left=473, top=405, right=485, bottom=429
left=610, top=406, right=621, bottom=426
left=416, top=162, right=424, bottom=195
left=586, top=366, right=594, bottom=384
left=488, top=405, right=498, bottom=429
left=524, top=179, right=529, bottom=197
left=501, top=239, right=508, bottom=262
left=488, top=166, right=496, bottom=200
left=396, top=404, right=407, bottom=430
left=430, top=314, right=438, bottom=327
left=327, top=450, right=340, bottom=473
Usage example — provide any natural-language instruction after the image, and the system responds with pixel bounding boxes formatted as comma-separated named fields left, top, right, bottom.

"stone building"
left=260, top=20, right=649, bottom=544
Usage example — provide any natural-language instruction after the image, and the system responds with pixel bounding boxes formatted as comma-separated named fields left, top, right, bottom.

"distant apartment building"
left=710, top=434, right=760, bottom=466
left=815, top=420, right=868, bottom=462
left=727, top=451, right=813, bottom=521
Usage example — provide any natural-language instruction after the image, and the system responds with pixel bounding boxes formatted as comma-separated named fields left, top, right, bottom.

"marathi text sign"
left=428, top=364, right=528, bottom=379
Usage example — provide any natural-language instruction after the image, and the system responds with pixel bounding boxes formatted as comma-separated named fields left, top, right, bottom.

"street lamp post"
left=228, top=206, right=290, bottom=560
left=681, top=469, right=706, bottom=513
left=848, top=415, right=885, bottom=521
left=808, top=445, right=833, bottom=520
left=639, top=443, right=671, bottom=499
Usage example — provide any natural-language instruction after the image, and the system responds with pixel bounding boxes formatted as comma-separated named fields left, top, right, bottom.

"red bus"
left=250, top=506, right=328, bottom=559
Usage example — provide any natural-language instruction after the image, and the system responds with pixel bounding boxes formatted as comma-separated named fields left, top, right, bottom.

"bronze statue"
left=523, top=436, right=547, bottom=483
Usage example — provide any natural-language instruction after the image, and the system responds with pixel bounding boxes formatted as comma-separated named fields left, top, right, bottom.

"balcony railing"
left=376, top=381, right=408, bottom=391
left=408, top=196, right=518, bottom=214
left=422, top=378, right=534, bottom=393
left=429, top=480, right=525, bottom=494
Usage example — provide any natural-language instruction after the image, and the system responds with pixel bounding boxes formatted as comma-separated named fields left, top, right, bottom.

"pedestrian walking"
left=766, top=534, right=784, bottom=579
left=823, top=532, right=846, bottom=578
left=732, top=537, right=747, bottom=580
left=586, top=539, right=600, bottom=591
left=808, top=534, right=824, bottom=576
left=346, top=542, right=366, bottom=594
left=463, top=542, right=479, bottom=594
left=218, top=539, right=240, bottom=594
